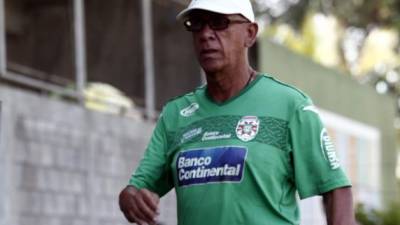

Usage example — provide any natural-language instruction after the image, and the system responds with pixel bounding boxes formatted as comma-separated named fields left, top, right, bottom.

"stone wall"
left=0, top=85, right=177, bottom=225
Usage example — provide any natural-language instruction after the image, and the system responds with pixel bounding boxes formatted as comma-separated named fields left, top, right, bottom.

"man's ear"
left=244, top=23, right=258, bottom=48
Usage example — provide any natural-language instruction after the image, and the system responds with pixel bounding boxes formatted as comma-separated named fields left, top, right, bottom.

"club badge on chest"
left=236, top=116, right=259, bottom=142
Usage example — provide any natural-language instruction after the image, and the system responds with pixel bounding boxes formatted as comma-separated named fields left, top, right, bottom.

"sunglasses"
left=184, top=15, right=250, bottom=32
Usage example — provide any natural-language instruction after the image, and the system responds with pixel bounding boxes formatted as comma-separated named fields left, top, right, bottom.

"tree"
left=356, top=202, right=400, bottom=225
left=253, top=0, right=400, bottom=30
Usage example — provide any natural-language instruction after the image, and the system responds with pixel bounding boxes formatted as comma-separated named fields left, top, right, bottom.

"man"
left=119, top=0, right=355, bottom=224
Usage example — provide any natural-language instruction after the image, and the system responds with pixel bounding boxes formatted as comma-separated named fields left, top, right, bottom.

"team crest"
left=235, top=116, right=260, bottom=142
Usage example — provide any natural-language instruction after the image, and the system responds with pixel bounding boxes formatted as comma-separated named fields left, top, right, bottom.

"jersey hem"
left=129, top=180, right=148, bottom=191
left=318, top=178, right=352, bottom=193
left=299, top=177, right=352, bottom=199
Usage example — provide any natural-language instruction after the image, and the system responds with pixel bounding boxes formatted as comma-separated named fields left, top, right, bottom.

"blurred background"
left=0, top=0, right=399, bottom=225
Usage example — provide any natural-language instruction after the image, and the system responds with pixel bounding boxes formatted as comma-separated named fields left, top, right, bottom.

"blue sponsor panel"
left=176, top=146, right=247, bottom=187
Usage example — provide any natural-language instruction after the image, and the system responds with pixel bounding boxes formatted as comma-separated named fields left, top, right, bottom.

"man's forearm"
left=323, top=187, right=355, bottom=225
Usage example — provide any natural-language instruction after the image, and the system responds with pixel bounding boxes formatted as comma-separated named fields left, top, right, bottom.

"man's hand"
left=323, top=186, right=355, bottom=225
left=119, top=185, right=160, bottom=225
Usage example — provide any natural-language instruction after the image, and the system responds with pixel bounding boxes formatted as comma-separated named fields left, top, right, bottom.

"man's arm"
left=119, top=185, right=160, bottom=225
left=323, top=186, right=355, bottom=225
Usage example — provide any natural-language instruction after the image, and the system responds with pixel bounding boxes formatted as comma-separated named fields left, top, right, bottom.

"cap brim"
left=176, top=6, right=245, bottom=22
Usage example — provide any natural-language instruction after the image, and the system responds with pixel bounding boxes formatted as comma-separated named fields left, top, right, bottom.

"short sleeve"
left=289, top=100, right=351, bottom=199
left=129, top=111, right=174, bottom=197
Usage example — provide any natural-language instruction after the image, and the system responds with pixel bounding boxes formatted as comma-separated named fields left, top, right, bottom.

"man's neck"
left=206, top=66, right=255, bottom=103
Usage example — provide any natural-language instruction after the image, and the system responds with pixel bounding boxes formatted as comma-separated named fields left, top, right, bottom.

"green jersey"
left=129, top=74, right=351, bottom=225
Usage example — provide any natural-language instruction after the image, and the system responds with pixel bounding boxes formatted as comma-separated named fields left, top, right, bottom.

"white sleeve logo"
left=320, top=128, right=341, bottom=170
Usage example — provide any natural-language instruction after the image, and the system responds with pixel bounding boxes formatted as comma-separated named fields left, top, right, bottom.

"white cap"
left=176, top=0, right=255, bottom=23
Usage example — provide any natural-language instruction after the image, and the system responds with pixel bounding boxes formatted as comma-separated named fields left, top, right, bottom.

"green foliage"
left=331, top=0, right=400, bottom=28
left=381, top=202, right=400, bottom=225
left=355, top=204, right=380, bottom=225
left=356, top=203, right=400, bottom=225
left=254, top=0, right=400, bottom=31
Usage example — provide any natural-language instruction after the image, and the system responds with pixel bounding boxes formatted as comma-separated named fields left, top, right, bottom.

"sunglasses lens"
left=184, top=19, right=203, bottom=32
left=184, top=16, right=230, bottom=32
left=209, top=17, right=229, bottom=30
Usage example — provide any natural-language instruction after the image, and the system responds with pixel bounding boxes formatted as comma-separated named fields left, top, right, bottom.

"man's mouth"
left=200, top=49, right=219, bottom=56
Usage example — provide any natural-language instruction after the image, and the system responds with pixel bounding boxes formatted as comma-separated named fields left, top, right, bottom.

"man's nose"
left=197, top=23, right=215, bottom=41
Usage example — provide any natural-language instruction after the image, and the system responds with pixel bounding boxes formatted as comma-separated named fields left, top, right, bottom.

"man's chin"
left=200, top=61, right=224, bottom=74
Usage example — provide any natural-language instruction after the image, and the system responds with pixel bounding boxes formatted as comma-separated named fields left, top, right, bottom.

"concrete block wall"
left=0, top=102, right=7, bottom=225
left=0, top=85, right=177, bottom=225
